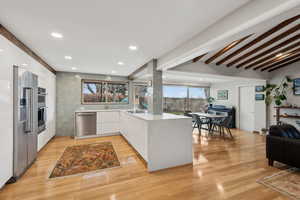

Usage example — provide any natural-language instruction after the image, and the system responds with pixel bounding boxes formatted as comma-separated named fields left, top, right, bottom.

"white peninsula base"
left=120, top=111, right=193, bottom=172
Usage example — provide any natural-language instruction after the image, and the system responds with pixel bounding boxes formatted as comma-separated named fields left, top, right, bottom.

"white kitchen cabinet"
left=37, top=71, right=56, bottom=151
left=98, top=111, right=119, bottom=123
left=101, top=122, right=120, bottom=134
left=119, top=112, right=148, bottom=161
left=119, top=111, right=193, bottom=172
left=96, top=111, right=120, bottom=135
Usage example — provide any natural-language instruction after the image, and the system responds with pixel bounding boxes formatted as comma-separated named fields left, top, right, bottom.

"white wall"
left=268, top=61, right=300, bottom=129
left=210, top=79, right=267, bottom=132
left=0, top=35, right=56, bottom=187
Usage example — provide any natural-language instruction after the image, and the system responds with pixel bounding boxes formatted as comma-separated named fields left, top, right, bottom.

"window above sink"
left=81, top=79, right=129, bottom=105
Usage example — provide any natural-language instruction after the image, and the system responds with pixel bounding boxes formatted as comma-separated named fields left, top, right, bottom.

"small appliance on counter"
left=9, top=66, right=38, bottom=183
left=37, top=87, right=47, bottom=134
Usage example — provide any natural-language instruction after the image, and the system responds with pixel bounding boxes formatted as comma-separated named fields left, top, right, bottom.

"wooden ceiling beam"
left=259, top=53, right=300, bottom=71
left=193, top=53, right=208, bottom=63
left=216, top=14, right=300, bottom=66
left=204, top=34, right=253, bottom=64
left=227, top=24, right=300, bottom=67
left=253, top=48, right=300, bottom=70
left=244, top=40, right=300, bottom=69
left=268, top=57, right=300, bottom=72
left=236, top=34, right=300, bottom=68
left=0, top=24, right=56, bottom=74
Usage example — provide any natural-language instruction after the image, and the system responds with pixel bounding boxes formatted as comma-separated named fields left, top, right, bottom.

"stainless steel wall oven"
left=37, top=87, right=46, bottom=134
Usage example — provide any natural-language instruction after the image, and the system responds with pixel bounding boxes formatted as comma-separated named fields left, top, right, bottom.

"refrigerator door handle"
left=24, top=87, right=33, bottom=133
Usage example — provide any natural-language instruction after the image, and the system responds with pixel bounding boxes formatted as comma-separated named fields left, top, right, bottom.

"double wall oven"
left=38, top=87, right=47, bottom=134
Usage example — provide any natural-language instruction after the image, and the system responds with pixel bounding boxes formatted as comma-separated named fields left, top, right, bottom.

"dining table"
left=191, top=112, right=227, bottom=134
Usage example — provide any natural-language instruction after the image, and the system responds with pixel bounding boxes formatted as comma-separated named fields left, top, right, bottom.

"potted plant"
left=207, top=96, right=215, bottom=107
left=263, top=76, right=293, bottom=106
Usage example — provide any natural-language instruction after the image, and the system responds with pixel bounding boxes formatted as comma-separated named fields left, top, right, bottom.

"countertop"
left=123, top=111, right=191, bottom=121
left=75, top=109, right=127, bottom=113
left=75, top=109, right=191, bottom=121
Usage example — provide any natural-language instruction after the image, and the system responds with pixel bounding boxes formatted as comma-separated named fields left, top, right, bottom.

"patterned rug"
left=257, top=168, right=300, bottom=200
left=50, top=142, right=120, bottom=178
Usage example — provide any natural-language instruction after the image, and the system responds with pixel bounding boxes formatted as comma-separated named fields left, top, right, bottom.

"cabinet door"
left=101, top=122, right=120, bottom=134
left=96, top=123, right=102, bottom=135
left=99, top=111, right=120, bottom=123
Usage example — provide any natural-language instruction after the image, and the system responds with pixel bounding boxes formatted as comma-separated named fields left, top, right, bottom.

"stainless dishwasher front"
left=75, top=112, right=97, bottom=138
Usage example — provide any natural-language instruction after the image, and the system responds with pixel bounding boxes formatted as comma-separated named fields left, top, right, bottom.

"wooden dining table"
left=191, top=112, right=227, bottom=134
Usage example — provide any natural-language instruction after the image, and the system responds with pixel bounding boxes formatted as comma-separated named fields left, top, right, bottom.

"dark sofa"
left=266, top=124, right=300, bottom=167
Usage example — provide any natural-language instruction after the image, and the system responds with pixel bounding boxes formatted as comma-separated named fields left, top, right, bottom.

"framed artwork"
left=255, top=86, right=264, bottom=92
left=294, top=78, right=300, bottom=96
left=255, top=94, right=265, bottom=101
left=217, top=90, right=228, bottom=100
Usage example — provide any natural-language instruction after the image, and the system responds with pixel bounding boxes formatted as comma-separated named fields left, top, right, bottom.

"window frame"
left=81, top=79, right=129, bottom=105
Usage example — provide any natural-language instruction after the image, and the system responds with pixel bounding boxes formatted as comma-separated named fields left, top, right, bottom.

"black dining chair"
left=191, top=114, right=210, bottom=136
left=212, top=116, right=233, bottom=139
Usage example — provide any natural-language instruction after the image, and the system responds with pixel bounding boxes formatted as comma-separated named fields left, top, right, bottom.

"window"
left=133, top=84, right=149, bottom=111
left=163, top=85, right=187, bottom=98
left=188, top=87, right=206, bottom=99
left=82, top=80, right=129, bottom=104
left=163, top=85, right=209, bottom=113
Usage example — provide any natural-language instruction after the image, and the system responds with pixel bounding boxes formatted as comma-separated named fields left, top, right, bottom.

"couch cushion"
left=269, top=124, right=300, bottom=139
left=281, top=124, right=300, bottom=139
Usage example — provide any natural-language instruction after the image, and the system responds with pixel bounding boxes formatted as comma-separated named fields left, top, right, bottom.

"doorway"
left=239, top=86, right=255, bottom=132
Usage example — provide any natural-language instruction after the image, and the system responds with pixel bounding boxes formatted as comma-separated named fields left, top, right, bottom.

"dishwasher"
left=75, top=112, right=97, bottom=138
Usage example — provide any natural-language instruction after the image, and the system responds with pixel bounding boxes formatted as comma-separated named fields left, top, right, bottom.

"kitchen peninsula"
left=75, top=109, right=193, bottom=172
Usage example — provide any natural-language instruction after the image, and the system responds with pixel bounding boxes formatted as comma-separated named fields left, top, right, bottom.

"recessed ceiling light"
left=21, top=63, right=28, bottom=66
left=65, top=56, right=72, bottom=60
left=0, top=49, right=3, bottom=52
left=276, top=53, right=283, bottom=57
left=117, top=61, right=124, bottom=65
left=51, top=32, right=63, bottom=39
left=71, top=67, right=77, bottom=70
left=111, top=70, right=117, bottom=74
left=129, top=45, right=138, bottom=51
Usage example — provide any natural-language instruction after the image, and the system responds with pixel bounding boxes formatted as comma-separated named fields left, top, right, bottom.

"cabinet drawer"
left=101, top=122, right=120, bottom=134
left=97, top=111, right=120, bottom=123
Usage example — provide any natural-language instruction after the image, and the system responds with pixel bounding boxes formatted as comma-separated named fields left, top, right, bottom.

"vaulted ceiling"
left=192, top=14, right=300, bottom=73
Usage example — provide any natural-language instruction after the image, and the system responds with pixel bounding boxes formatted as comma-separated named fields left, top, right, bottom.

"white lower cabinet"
left=96, top=111, right=120, bottom=135
left=38, top=120, right=55, bottom=151
left=102, top=122, right=120, bottom=134
left=119, top=112, right=148, bottom=161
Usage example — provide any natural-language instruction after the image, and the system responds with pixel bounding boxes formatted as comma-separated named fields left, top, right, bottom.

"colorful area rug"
left=50, top=142, right=120, bottom=178
left=257, top=168, right=300, bottom=200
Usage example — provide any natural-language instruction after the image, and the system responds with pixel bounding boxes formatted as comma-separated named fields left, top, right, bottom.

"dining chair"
left=191, top=114, right=210, bottom=136
left=212, top=116, right=233, bottom=139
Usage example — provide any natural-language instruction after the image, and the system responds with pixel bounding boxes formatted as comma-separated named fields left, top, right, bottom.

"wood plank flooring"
left=0, top=129, right=290, bottom=200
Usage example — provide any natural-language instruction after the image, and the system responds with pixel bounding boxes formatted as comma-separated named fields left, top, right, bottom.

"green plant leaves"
left=264, top=76, right=292, bottom=106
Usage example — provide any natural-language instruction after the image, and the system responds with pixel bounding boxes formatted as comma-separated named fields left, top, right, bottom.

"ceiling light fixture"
left=276, top=53, right=283, bottom=57
left=71, top=67, right=77, bottom=70
left=129, top=45, right=138, bottom=51
left=65, top=56, right=72, bottom=60
left=111, top=70, right=117, bottom=74
left=51, top=32, right=63, bottom=39
left=0, top=49, right=3, bottom=52
left=21, top=63, right=28, bottom=66
left=117, top=61, right=124, bottom=65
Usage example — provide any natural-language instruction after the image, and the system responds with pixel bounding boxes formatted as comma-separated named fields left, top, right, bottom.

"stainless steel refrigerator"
left=11, top=66, right=38, bottom=182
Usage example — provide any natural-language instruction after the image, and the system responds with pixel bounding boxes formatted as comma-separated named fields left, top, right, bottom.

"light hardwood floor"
left=0, top=129, right=290, bottom=200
